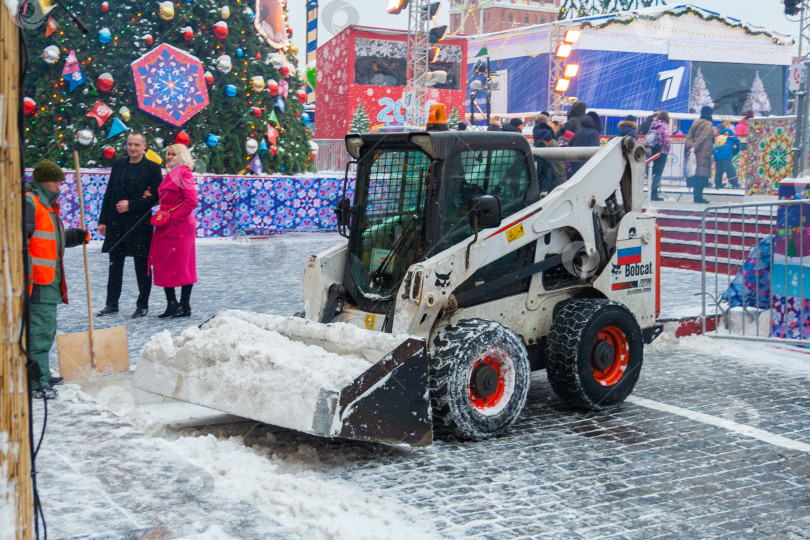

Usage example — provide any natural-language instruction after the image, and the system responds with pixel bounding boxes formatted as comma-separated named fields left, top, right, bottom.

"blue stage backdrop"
left=24, top=170, right=354, bottom=239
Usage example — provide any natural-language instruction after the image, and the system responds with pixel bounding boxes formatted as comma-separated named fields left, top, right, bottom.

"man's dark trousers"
left=105, top=250, right=151, bottom=309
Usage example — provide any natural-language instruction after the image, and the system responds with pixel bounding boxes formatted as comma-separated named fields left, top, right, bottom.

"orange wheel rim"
left=468, top=351, right=510, bottom=412
left=590, top=326, right=629, bottom=387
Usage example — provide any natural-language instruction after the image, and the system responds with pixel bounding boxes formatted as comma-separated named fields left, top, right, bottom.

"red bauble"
left=97, top=73, right=114, bottom=92
left=212, top=21, right=228, bottom=39
left=182, top=28, right=194, bottom=41
left=297, top=88, right=307, bottom=105
left=251, top=107, right=262, bottom=118
left=144, top=34, right=154, bottom=45
left=174, top=132, right=190, bottom=145
left=103, top=147, right=116, bottom=159
left=269, top=145, right=277, bottom=156
left=255, top=53, right=262, bottom=60
left=204, top=71, right=214, bottom=85
left=287, top=28, right=292, bottom=36
left=267, top=80, right=279, bottom=95
left=23, top=97, right=36, bottom=115
left=280, top=66, right=290, bottom=78
left=101, top=2, right=109, bottom=12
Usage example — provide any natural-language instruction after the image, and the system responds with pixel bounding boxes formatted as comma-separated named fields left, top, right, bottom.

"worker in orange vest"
left=25, top=160, right=88, bottom=399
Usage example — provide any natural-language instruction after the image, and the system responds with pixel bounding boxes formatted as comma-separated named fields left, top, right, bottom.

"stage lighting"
left=387, top=0, right=409, bottom=15
left=564, top=29, right=580, bottom=43
left=555, top=43, right=572, bottom=58
left=429, top=46, right=440, bottom=62
left=555, top=79, right=570, bottom=92
left=470, top=79, right=483, bottom=90
left=474, top=60, right=487, bottom=74
left=563, top=64, right=579, bottom=77
left=422, top=2, right=441, bottom=20
left=429, top=25, right=447, bottom=43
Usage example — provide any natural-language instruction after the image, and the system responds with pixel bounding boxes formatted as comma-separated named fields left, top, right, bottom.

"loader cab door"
left=439, top=147, right=539, bottom=307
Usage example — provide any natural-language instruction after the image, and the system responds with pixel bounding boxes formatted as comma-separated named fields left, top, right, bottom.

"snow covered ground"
left=20, top=234, right=810, bottom=539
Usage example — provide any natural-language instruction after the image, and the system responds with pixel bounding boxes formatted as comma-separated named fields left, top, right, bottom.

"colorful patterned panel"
left=746, top=117, right=795, bottom=196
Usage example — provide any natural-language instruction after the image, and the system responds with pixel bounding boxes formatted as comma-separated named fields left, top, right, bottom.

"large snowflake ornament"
left=131, top=43, right=209, bottom=127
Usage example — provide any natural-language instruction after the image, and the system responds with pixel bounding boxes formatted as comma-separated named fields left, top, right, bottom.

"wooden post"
left=0, top=4, right=34, bottom=539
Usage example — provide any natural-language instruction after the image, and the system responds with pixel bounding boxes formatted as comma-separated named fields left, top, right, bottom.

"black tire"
left=546, top=299, right=643, bottom=410
left=429, top=319, right=530, bottom=441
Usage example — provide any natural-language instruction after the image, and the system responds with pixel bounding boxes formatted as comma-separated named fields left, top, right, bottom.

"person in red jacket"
left=148, top=144, right=199, bottom=318
left=25, top=160, right=88, bottom=399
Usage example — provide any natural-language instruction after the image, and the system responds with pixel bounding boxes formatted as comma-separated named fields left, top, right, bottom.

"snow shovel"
left=56, top=151, right=130, bottom=381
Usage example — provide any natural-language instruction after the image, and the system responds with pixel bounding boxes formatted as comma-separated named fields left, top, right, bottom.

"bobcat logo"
left=434, top=270, right=452, bottom=288
left=611, top=264, right=622, bottom=275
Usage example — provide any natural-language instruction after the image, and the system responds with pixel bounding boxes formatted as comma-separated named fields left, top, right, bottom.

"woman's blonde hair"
left=168, top=144, right=194, bottom=169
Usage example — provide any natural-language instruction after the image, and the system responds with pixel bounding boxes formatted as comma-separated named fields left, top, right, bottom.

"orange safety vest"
left=27, top=191, right=68, bottom=303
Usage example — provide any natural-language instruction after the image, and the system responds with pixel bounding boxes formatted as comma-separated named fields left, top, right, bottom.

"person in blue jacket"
left=713, top=122, right=740, bottom=189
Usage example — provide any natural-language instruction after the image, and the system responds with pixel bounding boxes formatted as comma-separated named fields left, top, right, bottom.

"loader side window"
left=440, top=149, right=532, bottom=251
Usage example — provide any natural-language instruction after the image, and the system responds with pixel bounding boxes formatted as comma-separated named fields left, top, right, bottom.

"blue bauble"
left=206, top=134, right=220, bottom=147
left=224, top=84, right=237, bottom=98
left=98, top=28, right=111, bottom=44
left=236, top=48, right=245, bottom=57
left=301, top=112, right=310, bottom=125
left=280, top=166, right=285, bottom=171
left=275, top=96, right=285, bottom=113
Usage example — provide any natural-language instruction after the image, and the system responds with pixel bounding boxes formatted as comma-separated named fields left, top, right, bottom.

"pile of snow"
left=136, top=311, right=416, bottom=434
left=163, top=434, right=435, bottom=540
left=724, top=307, right=771, bottom=337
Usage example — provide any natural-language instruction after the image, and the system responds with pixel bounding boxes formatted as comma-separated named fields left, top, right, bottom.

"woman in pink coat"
left=149, top=144, right=198, bottom=318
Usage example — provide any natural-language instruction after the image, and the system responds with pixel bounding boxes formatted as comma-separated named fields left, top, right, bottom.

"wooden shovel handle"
left=73, top=150, right=96, bottom=369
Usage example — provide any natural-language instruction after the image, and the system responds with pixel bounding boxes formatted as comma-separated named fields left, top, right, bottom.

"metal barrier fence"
left=701, top=200, right=809, bottom=344
left=313, top=139, right=352, bottom=172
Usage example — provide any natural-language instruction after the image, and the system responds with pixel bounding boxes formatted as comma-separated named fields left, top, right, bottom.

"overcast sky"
left=286, top=0, right=799, bottom=68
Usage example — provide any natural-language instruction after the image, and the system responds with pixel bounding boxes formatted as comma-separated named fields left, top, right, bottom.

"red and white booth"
left=315, top=25, right=468, bottom=139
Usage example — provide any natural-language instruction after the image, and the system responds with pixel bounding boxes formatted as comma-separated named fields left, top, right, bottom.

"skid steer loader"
left=135, top=132, right=662, bottom=447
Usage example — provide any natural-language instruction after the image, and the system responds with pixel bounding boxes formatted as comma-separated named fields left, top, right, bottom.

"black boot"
left=158, top=300, right=181, bottom=318
left=170, top=301, right=191, bottom=318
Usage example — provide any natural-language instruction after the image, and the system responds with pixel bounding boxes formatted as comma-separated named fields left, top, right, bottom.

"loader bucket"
left=133, top=310, right=432, bottom=446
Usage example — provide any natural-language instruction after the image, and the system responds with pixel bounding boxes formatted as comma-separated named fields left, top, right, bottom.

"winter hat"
left=535, top=114, right=550, bottom=126
left=510, top=118, right=524, bottom=128
left=700, top=105, right=714, bottom=120
left=32, top=160, right=65, bottom=183
left=560, top=130, right=575, bottom=141
left=624, top=114, right=636, bottom=122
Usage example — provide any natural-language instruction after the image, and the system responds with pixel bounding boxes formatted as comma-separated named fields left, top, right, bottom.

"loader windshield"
left=348, top=148, right=431, bottom=298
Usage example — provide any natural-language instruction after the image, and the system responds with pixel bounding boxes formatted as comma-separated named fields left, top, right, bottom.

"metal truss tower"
left=405, top=0, right=431, bottom=126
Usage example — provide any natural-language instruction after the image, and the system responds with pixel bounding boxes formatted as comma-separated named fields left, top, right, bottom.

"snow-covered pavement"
left=25, top=234, right=810, bottom=539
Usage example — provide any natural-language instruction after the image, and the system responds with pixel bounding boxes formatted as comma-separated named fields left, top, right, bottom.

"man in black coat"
left=97, top=132, right=162, bottom=318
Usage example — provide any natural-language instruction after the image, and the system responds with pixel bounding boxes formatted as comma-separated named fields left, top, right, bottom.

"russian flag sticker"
left=617, top=245, right=642, bottom=265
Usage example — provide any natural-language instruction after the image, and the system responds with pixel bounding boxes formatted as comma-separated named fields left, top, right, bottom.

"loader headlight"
left=346, top=135, right=364, bottom=159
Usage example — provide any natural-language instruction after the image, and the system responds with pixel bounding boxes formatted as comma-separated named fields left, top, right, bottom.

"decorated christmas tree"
left=348, top=103, right=370, bottom=134
left=689, top=68, right=714, bottom=113
left=448, top=106, right=461, bottom=128
left=743, top=71, right=771, bottom=115
left=22, top=0, right=312, bottom=175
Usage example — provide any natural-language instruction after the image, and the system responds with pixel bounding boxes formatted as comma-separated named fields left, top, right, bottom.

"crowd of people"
left=483, top=101, right=748, bottom=204
left=25, top=132, right=199, bottom=399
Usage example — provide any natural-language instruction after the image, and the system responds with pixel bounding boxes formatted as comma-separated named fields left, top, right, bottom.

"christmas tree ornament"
left=213, top=21, right=228, bottom=39
left=174, top=131, right=190, bottom=145
left=62, top=50, right=87, bottom=91
left=297, top=88, right=307, bottom=104
left=248, top=153, right=263, bottom=174
left=23, top=97, right=36, bottom=115
left=280, top=64, right=290, bottom=78
left=306, top=62, right=316, bottom=91
left=216, top=55, right=232, bottom=73
left=268, top=110, right=279, bottom=126
left=45, top=16, right=58, bottom=37
left=255, top=53, right=262, bottom=60
left=182, top=26, right=194, bottom=41
left=86, top=100, right=113, bottom=126
left=204, top=70, right=214, bottom=85
left=205, top=134, right=220, bottom=147
left=219, top=5, right=230, bottom=19
left=144, top=34, right=154, bottom=45
left=258, top=139, right=267, bottom=155
left=290, top=44, right=299, bottom=55
left=103, top=147, right=116, bottom=159
left=131, top=43, right=210, bottom=127
left=269, top=145, right=277, bottom=157
left=251, top=106, right=262, bottom=117
left=235, top=48, right=245, bottom=58
left=279, top=79, right=289, bottom=99
left=250, top=75, right=265, bottom=92
left=101, top=2, right=109, bottom=12
left=98, top=27, right=111, bottom=44
left=159, top=1, right=175, bottom=20
left=107, top=117, right=129, bottom=138
left=275, top=96, right=286, bottom=113
left=287, top=27, right=293, bottom=37
left=42, top=45, right=60, bottom=64
left=97, top=72, right=114, bottom=92
left=224, top=84, right=237, bottom=98
left=266, top=125, right=278, bottom=144
left=267, top=79, right=279, bottom=95
left=301, top=112, right=310, bottom=126
left=119, top=106, right=131, bottom=122
left=246, top=138, right=259, bottom=154
left=269, top=53, right=283, bottom=69
left=145, top=149, right=163, bottom=164
left=244, top=7, right=254, bottom=21
left=77, top=130, right=94, bottom=145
